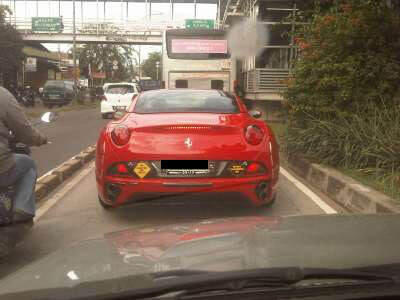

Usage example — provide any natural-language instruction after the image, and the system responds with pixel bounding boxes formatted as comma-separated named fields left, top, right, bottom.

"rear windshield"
left=44, top=81, right=64, bottom=88
left=134, top=90, right=239, bottom=114
left=106, top=85, right=135, bottom=94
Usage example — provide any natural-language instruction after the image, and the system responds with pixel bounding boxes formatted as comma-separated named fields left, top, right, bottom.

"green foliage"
left=284, top=0, right=400, bottom=195
left=285, top=0, right=400, bottom=118
left=76, top=43, right=137, bottom=82
left=141, top=52, right=162, bottom=80
left=0, top=5, right=24, bottom=72
left=287, top=104, right=400, bottom=198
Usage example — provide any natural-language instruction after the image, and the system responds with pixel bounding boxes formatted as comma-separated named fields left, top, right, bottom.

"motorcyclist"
left=0, top=87, right=47, bottom=224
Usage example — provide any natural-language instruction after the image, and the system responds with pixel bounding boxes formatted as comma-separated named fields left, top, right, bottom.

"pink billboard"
left=171, top=39, right=228, bottom=54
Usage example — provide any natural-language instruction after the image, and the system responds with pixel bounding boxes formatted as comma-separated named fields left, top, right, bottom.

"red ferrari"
left=95, top=89, right=279, bottom=208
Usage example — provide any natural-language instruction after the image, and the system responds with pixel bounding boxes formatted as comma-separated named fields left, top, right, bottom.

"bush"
left=284, top=0, right=400, bottom=194
left=286, top=103, right=400, bottom=197
left=285, top=0, right=400, bottom=119
left=287, top=103, right=400, bottom=170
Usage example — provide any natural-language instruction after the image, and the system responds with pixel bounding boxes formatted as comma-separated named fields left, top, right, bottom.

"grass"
left=268, top=121, right=400, bottom=201
left=25, top=100, right=100, bottom=119
left=339, top=168, right=400, bottom=201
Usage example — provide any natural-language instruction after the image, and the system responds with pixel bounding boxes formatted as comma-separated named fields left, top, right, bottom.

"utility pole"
left=138, top=45, right=141, bottom=79
left=72, top=0, right=77, bottom=91
left=156, top=61, right=160, bottom=80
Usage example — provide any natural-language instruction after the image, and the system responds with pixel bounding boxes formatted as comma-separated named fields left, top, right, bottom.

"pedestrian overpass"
left=4, top=0, right=219, bottom=44
left=17, top=18, right=165, bottom=44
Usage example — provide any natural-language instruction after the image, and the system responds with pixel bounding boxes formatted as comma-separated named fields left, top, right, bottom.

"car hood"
left=2, top=214, right=400, bottom=297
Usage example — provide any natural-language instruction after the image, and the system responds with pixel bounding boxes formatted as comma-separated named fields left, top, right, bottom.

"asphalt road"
left=31, top=108, right=108, bottom=176
left=0, top=161, right=341, bottom=280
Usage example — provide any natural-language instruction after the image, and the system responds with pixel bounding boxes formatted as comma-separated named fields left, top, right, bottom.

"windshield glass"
left=134, top=90, right=239, bottom=113
left=2, top=0, right=400, bottom=299
left=44, top=81, right=64, bottom=88
left=105, top=85, right=135, bottom=94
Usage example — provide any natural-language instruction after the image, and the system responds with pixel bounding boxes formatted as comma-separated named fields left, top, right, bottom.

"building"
left=219, top=0, right=297, bottom=104
left=21, top=42, right=62, bottom=91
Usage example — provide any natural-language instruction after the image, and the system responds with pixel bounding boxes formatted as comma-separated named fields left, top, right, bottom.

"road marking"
left=34, top=162, right=95, bottom=222
left=280, top=167, right=337, bottom=214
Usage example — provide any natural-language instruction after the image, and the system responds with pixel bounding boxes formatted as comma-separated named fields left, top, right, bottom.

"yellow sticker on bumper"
left=134, top=162, right=151, bottom=178
left=230, top=165, right=245, bottom=175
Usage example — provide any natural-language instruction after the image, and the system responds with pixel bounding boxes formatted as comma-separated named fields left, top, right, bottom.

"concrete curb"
left=35, top=145, right=96, bottom=202
left=287, top=154, right=400, bottom=213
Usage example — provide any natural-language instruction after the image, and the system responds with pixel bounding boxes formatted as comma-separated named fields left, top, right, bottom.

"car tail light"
left=111, top=125, right=130, bottom=146
left=116, top=163, right=128, bottom=174
left=132, top=94, right=137, bottom=101
left=246, top=162, right=262, bottom=174
left=244, top=125, right=264, bottom=145
left=108, top=162, right=130, bottom=176
left=100, top=95, right=107, bottom=101
left=227, top=161, right=267, bottom=176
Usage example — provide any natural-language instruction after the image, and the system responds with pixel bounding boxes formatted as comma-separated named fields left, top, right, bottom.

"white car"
left=101, top=83, right=139, bottom=119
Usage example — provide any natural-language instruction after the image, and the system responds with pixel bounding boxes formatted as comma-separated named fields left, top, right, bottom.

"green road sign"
left=32, top=17, right=62, bottom=32
left=185, top=19, right=215, bottom=29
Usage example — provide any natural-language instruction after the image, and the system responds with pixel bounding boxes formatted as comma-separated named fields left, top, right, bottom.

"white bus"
left=162, top=29, right=234, bottom=92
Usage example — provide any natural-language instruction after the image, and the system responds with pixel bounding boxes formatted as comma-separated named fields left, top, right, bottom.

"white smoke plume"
left=227, top=19, right=268, bottom=59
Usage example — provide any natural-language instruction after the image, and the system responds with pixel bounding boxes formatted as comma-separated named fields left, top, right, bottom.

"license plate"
left=113, top=106, right=126, bottom=111
left=161, top=160, right=208, bottom=170
left=49, top=94, right=60, bottom=99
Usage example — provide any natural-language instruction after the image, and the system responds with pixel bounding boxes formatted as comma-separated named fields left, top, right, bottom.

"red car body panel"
left=96, top=91, right=280, bottom=207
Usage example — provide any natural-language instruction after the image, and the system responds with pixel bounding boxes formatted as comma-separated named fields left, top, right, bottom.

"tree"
left=285, top=0, right=400, bottom=119
left=75, top=44, right=138, bottom=82
left=283, top=0, right=400, bottom=182
left=141, top=52, right=162, bottom=80
left=0, top=5, right=24, bottom=75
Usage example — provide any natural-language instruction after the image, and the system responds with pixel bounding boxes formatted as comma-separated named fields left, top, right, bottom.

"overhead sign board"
left=25, top=57, right=37, bottom=72
left=32, top=17, right=62, bottom=32
left=185, top=19, right=214, bottom=29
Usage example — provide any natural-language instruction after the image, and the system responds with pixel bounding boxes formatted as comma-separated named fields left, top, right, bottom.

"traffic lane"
left=31, top=108, right=108, bottom=176
left=0, top=165, right=327, bottom=279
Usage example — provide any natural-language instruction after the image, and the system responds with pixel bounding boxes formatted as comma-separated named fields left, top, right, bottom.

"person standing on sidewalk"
left=0, top=87, right=47, bottom=223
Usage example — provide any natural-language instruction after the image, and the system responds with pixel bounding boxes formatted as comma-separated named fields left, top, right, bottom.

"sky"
left=1, top=0, right=217, bottom=60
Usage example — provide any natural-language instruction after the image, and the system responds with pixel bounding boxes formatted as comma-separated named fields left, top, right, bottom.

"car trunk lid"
left=122, top=113, right=253, bottom=159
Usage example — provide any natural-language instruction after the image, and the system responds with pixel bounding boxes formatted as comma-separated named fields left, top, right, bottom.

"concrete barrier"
left=36, top=145, right=96, bottom=202
left=287, top=154, right=400, bottom=213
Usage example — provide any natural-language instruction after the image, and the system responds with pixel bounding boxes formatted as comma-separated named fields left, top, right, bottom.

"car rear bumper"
left=97, top=175, right=278, bottom=207
left=42, top=98, right=68, bottom=104
left=101, top=101, right=130, bottom=114
left=101, top=101, right=115, bottom=114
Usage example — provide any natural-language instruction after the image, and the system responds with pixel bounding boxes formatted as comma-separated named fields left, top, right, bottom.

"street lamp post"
left=156, top=61, right=160, bottom=81
left=72, top=0, right=77, bottom=91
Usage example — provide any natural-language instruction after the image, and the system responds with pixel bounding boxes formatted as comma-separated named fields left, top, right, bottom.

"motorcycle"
left=12, top=86, right=35, bottom=107
left=22, top=86, right=35, bottom=107
left=0, top=112, right=56, bottom=258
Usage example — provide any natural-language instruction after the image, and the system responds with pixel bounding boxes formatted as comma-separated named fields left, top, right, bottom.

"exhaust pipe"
left=255, top=181, right=269, bottom=201
left=105, top=183, right=122, bottom=202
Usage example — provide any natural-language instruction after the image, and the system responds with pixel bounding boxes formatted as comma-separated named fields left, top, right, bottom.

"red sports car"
left=95, top=89, right=279, bottom=208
